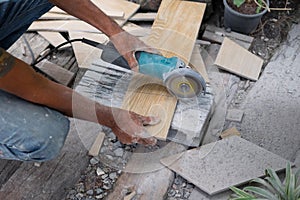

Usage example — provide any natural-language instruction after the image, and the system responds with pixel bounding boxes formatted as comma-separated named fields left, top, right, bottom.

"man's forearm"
left=49, top=0, right=123, bottom=37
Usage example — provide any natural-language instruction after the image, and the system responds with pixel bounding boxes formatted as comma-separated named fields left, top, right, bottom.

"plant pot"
left=223, top=0, right=269, bottom=34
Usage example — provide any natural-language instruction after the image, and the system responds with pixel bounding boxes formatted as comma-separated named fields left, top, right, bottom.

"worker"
left=0, top=0, right=160, bottom=162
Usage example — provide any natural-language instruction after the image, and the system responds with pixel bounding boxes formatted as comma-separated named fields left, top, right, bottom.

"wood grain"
left=122, top=0, right=206, bottom=140
left=146, top=0, right=206, bottom=63
left=214, top=37, right=263, bottom=81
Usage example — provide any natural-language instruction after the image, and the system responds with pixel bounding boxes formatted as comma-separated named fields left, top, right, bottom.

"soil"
left=227, top=0, right=264, bottom=15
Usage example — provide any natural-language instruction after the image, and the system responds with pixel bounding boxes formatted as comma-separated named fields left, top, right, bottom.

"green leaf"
left=251, top=178, right=277, bottom=194
left=285, top=163, right=292, bottom=194
left=287, top=175, right=295, bottom=200
left=233, top=0, right=245, bottom=7
left=266, top=168, right=286, bottom=198
left=295, top=168, right=300, bottom=186
left=230, top=186, right=255, bottom=198
left=295, top=185, right=300, bottom=198
left=244, top=186, right=278, bottom=200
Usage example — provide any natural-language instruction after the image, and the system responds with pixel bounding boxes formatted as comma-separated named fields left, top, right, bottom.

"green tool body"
left=137, top=52, right=180, bottom=80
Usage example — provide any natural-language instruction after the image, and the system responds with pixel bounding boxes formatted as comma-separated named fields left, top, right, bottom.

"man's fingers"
left=141, top=116, right=161, bottom=126
left=125, top=52, right=139, bottom=72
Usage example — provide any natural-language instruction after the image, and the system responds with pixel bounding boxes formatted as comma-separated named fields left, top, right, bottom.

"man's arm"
left=49, top=0, right=155, bottom=71
left=0, top=49, right=158, bottom=145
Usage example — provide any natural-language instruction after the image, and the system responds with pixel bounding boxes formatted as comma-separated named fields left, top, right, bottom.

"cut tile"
left=226, top=109, right=244, bottom=122
left=220, top=127, right=241, bottom=139
left=161, top=136, right=289, bottom=195
left=214, top=37, right=263, bottom=81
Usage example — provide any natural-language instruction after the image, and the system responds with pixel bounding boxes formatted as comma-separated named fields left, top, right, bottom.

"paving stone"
left=188, top=187, right=231, bottom=200
left=225, top=109, right=244, bottom=122
left=239, top=23, right=300, bottom=162
left=161, top=136, right=289, bottom=195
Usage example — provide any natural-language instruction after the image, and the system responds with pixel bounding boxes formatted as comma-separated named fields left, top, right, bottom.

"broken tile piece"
left=214, top=37, right=263, bottom=81
left=161, top=136, right=289, bottom=195
left=220, top=127, right=241, bottom=139
left=226, top=109, right=244, bottom=122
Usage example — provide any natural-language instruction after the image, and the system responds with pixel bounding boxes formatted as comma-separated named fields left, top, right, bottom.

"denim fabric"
left=0, top=0, right=54, bottom=49
left=0, top=0, right=70, bottom=161
left=0, top=90, right=70, bottom=161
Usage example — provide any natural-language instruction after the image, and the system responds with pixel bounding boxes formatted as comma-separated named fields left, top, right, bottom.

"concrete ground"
left=239, top=22, right=300, bottom=165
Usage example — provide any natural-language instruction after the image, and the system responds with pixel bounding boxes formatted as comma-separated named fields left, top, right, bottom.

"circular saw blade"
left=164, top=68, right=206, bottom=98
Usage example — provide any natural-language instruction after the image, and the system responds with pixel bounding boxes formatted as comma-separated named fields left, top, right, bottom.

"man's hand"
left=103, top=108, right=160, bottom=146
left=110, top=31, right=160, bottom=72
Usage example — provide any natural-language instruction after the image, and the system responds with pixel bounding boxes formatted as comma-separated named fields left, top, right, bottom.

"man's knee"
left=8, top=117, right=70, bottom=161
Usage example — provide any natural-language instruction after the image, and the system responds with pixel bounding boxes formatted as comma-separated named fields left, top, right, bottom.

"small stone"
left=102, top=184, right=111, bottom=190
left=106, top=155, right=114, bottom=160
left=168, top=189, right=176, bottom=197
left=90, top=157, right=99, bottom=165
left=76, top=193, right=84, bottom=199
left=113, top=148, right=124, bottom=157
left=96, top=188, right=103, bottom=195
left=101, top=174, right=108, bottom=179
left=95, top=194, right=103, bottom=199
left=86, top=189, right=94, bottom=196
left=109, top=172, right=117, bottom=180
left=96, top=167, right=105, bottom=176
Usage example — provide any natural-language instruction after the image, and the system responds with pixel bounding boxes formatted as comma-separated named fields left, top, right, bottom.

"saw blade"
left=163, top=68, right=206, bottom=98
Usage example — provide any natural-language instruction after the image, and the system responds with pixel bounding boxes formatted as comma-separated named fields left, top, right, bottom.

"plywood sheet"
left=122, top=0, right=206, bottom=140
left=146, top=0, right=206, bottom=63
left=214, top=37, right=263, bottom=81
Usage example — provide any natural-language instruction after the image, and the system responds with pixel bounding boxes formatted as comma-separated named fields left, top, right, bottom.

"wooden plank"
left=0, top=161, right=22, bottom=189
left=189, top=44, right=210, bottom=83
left=35, top=60, right=75, bottom=86
left=214, top=37, right=264, bottom=81
left=202, top=25, right=254, bottom=49
left=0, top=121, right=90, bottom=200
left=129, top=12, right=157, bottom=21
left=122, top=0, right=206, bottom=140
left=146, top=0, right=206, bottom=63
left=92, top=0, right=140, bottom=26
left=49, top=6, right=125, bottom=19
left=38, top=31, right=67, bottom=47
left=88, top=132, right=105, bottom=156
left=68, top=31, right=107, bottom=68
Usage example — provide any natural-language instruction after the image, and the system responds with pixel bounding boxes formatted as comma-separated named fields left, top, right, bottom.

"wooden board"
left=129, top=12, right=157, bottom=22
left=214, top=37, right=263, bottom=81
left=202, top=25, right=254, bottom=49
left=146, top=0, right=206, bottom=63
left=122, top=0, right=206, bottom=140
left=88, top=132, right=105, bottom=156
left=38, top=31, right=67, bottom=47
left=35, top=60, right=75, bottom=86
left=69, top=31, right=108, bottom=68
left=92, top=0, right=140, bottom=26
left=48, top=6, right=124, bottom=19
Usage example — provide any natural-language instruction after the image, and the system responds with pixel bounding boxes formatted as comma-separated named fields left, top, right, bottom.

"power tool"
left=81, top=38, right=206, bottom=99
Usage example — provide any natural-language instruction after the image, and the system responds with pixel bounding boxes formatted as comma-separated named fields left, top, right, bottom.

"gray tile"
left=161, top=136, right=289, bottom=195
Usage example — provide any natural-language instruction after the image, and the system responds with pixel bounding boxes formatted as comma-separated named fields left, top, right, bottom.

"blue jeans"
left=0, top=0, right=70, bottom=161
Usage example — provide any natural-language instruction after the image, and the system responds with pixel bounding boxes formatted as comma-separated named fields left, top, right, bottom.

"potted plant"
left=223, top=0, right=269, bottom=34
